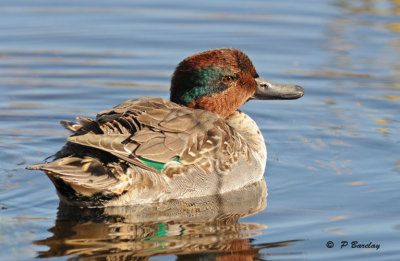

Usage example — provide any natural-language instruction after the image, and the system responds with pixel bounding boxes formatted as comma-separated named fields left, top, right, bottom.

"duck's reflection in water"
left=36, top=180, right=299, bottom=260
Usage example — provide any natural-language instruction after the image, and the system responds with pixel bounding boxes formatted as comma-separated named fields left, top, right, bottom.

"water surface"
left=0, top=0, right=399, bottom=260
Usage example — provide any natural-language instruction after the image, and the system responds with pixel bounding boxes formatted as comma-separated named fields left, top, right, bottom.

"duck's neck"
left=226, top=110, right=267, bottom=161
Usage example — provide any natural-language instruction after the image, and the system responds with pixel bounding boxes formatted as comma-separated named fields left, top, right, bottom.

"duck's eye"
left=223, top=75, right=234, bottom=84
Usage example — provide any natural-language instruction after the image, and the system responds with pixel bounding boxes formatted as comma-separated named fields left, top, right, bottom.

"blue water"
left=1, top=0, right=399, bottom=260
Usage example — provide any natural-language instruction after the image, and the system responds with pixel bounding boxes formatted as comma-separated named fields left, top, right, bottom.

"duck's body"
left=30, top=97, right=266, bottom=206
left=27, top=48, right=303, bottom=207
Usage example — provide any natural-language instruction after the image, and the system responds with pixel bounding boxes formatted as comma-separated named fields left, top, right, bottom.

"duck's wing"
left=66, top=97, right=231, bottom=166
left=28, top=97, right=248, bottom=202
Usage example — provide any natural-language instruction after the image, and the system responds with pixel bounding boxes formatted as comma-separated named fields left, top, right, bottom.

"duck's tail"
left=26, top=157, right=131, bottom=206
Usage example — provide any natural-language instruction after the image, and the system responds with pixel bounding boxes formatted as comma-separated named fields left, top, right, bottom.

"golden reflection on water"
left=328, top=215, right=348, bottom=222
left=290, top=1, right=400, bottom=181
left=337, top=0, right=400, bottom=15
left=34, top=181, right=298, bottom=260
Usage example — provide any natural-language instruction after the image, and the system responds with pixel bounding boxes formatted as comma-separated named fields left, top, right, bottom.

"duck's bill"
left=252, top=77, right=304, bottom=100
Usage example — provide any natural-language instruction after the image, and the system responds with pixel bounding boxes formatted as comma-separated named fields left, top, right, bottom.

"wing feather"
left=30, top=97, right=250, bottom=202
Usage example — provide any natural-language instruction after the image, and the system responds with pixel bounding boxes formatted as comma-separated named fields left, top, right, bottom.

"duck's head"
left=170, top=48, right=304, bottom=118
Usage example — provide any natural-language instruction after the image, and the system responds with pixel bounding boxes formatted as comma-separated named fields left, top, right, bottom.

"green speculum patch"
left=180, top=66, right=231, bottom=103
left=139, top=157, right=179, bottom=172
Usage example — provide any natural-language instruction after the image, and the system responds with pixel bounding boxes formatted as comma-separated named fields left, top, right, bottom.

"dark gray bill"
left=252, top=77, right=304, bottom=100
